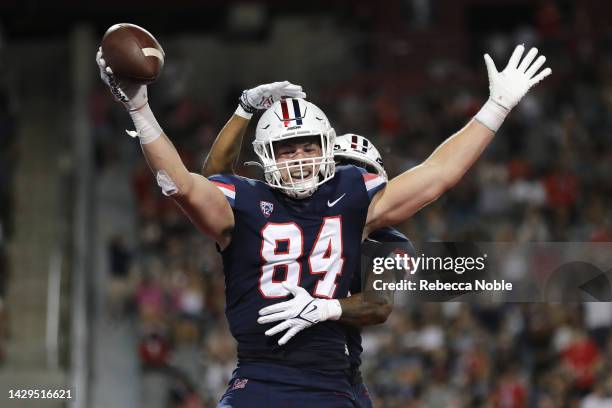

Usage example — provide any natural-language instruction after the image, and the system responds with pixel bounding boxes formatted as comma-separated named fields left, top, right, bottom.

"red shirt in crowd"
left=561, top=337, right=600, bottom=390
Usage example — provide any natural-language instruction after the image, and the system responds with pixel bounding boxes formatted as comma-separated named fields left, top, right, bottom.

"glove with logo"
left=475, top=44, right=552, bottom=132
left=236, top=81, right=306, bottom=119
left=258, top=282, right=342, bottom=346
left=96, top=47, right=148, bottom=112
left=96, top=47, right=162, bottom=144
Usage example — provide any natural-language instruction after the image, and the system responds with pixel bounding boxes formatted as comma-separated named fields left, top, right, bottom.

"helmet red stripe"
left=280, top=99, right=290, bottom=127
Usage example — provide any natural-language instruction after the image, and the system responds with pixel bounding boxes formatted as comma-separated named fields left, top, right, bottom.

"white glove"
left=257, top=282, right=342, bottom=346
left=96, top=47, right=148, bottom=112
left=236, top=81, right=306, bottom=119
left=475, top=44, right=551, bottom=132
left=96, top=47, right=162, bottom=143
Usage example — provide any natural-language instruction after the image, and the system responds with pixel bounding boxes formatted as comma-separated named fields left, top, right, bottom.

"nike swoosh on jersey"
left=327, top=193, right=346, bottom=207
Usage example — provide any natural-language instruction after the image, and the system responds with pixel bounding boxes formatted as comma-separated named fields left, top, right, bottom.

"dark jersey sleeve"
left=207, top=174, right=237, bottom=208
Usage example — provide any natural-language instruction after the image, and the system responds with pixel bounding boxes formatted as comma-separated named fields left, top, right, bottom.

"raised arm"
left=365, top=45, right=551, bottom=234
left=201, top=81, right=306, bottom=177
left=96, top=49, right=234, bottom=247
left=202, top=115, right=250, bottom=176
left=365, top=119, right=493, bottom=234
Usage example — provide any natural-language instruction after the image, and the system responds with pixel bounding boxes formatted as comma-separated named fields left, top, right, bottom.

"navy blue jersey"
left=345, top=227, right=415, bottom=383
left=208, top=165, right=386, bottom=388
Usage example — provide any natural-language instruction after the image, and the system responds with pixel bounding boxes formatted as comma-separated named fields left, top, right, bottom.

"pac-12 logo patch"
left=232, top=378, right=248, bottom=390
left=260, top=201, right=274, bottom=218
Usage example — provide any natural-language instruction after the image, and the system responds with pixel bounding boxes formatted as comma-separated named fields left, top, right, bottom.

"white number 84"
left=259, top=217, right=344, bottom=299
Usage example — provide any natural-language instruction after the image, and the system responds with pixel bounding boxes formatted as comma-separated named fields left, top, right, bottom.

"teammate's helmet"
left=253, top=98, right=336, bottom=199
left=334, top=134, right=387, bottom=181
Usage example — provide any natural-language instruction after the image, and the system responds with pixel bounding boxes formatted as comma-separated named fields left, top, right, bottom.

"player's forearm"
left=366, top=119, right=494, bottom=232
left=139, top=132, right=194, bottom=196
left=338, top=294, right=392, bottom=327
left=202, top=114, right=250, bottom=176
left=424, top=118, right=495, bottom=189
left=136, top=114, right=235, bottom=245
left=202, top=80, right=306, bottom=176
left=126, top=104, right=194, bottom=196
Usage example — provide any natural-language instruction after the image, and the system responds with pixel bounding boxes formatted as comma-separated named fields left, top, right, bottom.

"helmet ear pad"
left=253, top=98, right=336, bottom=198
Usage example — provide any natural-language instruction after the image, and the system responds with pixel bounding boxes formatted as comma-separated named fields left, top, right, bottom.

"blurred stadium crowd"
left=83, top=1, right=612, bottom=407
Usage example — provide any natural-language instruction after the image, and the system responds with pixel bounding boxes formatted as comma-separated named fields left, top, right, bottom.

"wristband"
left=238, top=90, right=257, bottom=116
left=325, top=299, right=342, bottom=321
left=235, top=104, right=253, bottom=120
left=126, top=103, right=163, bottom=144
left=474, top=98, right=510, bottom=133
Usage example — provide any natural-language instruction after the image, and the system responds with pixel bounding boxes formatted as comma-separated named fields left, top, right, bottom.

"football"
left=101, top=23, right=164, bottom=84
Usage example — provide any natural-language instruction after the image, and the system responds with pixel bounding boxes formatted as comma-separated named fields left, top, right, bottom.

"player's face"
left=273, top=136, right=322, bottom=183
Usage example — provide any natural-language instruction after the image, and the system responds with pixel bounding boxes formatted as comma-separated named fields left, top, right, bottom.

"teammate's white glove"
left=475, top=44, right=552, bottom=132
left=96, top=47, right=148, bottom=112
left=236, top=81, right=306, bottom=119
left=257, top=282, right=342, bottom=346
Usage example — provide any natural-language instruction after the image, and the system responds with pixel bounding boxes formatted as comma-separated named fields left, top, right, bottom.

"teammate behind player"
left=335, top=134, right=415, bottom=408
left=335, top=133, right=417, bottom=407
left=96, top=44, right=551, bottom=407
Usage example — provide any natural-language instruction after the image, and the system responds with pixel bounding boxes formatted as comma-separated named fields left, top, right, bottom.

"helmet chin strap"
left=243, top=161, right=264, bottom=169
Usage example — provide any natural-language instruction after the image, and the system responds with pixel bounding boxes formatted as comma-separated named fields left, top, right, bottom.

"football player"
left=202, top=96, right=415, bottom=407
left=96, top=44, right=550, bottom=407
left=332, top=133, right=416, bottom=408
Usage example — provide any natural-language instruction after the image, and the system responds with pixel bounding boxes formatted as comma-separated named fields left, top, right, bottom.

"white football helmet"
left=334, top=133, right=387, bottom=181
left=253, top=98, right=336, bottom=199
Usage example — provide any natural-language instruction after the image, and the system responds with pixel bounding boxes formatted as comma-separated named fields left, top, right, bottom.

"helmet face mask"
left=254, top=99, right=336, bottom=199
left=334, top=134, right=387, bottom=181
